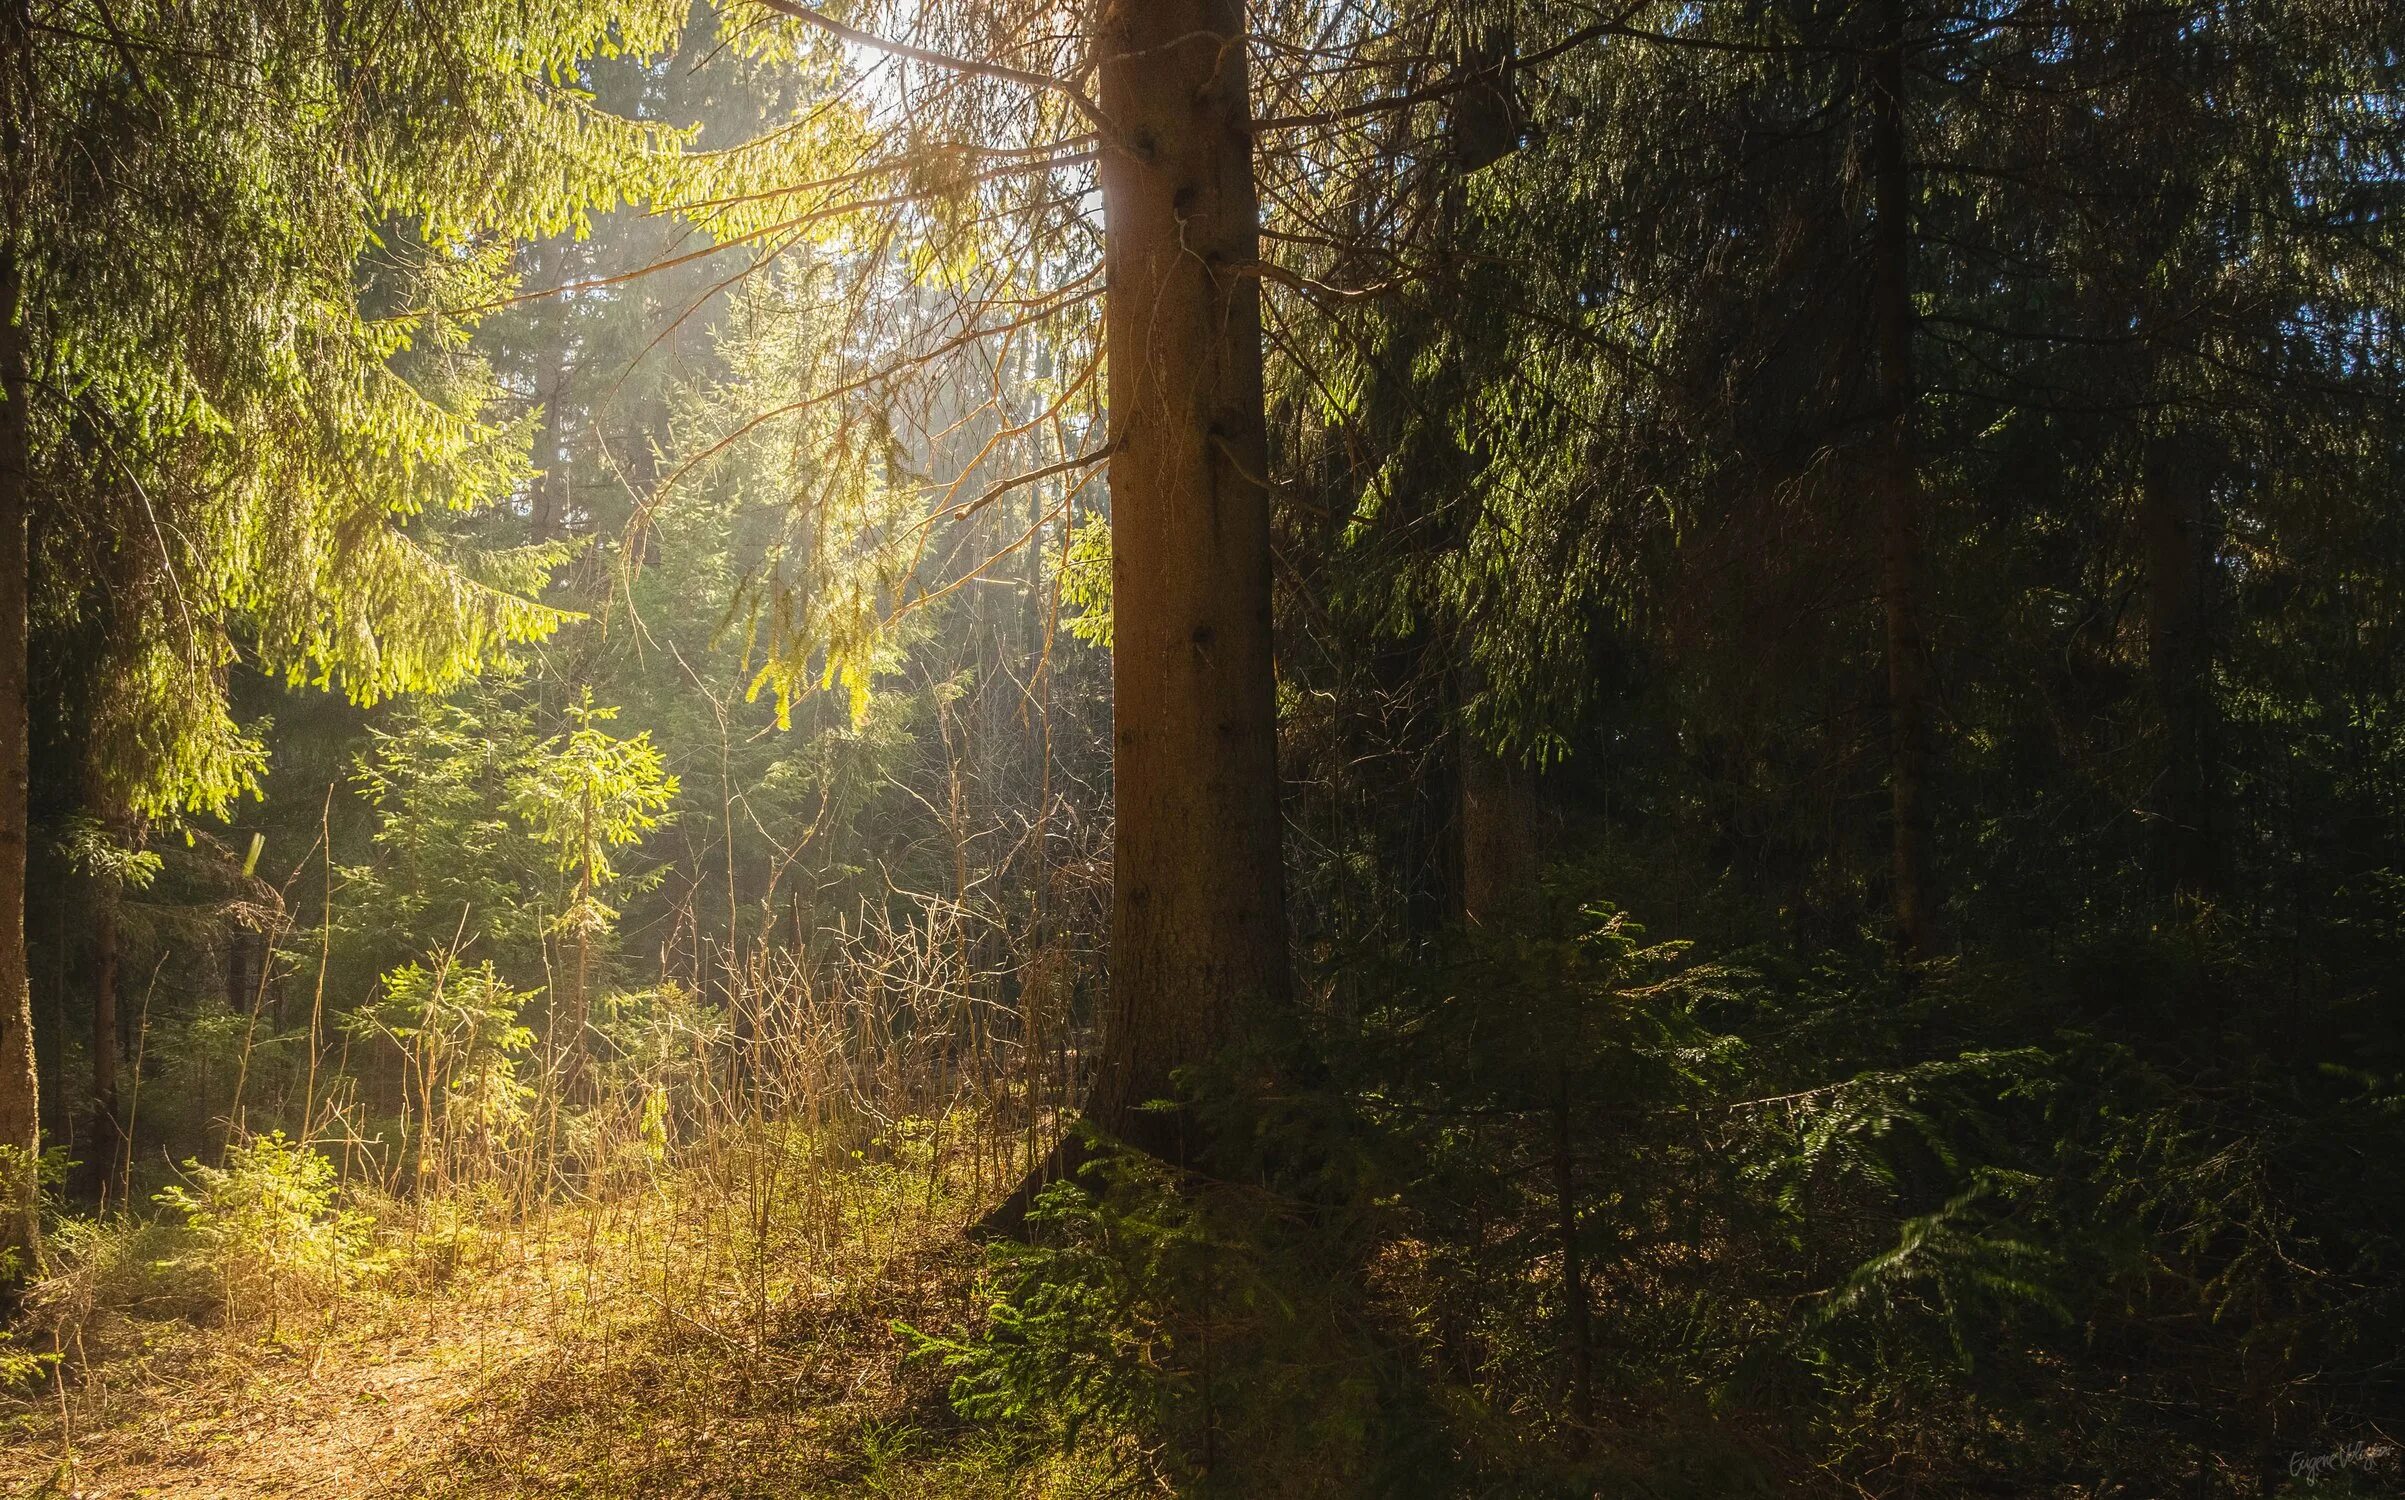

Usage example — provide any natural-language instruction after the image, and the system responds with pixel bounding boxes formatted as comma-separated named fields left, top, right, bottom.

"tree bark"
left=1868, top=0, right=1932, bottom=960
left=87, top=869, right=120, bottom=1191
left=0, top=234, right=39, bottom=1266
left=1458, top=733, right=1539, bottom=929
left=529, top=237, right=572, bottom=543
left=224, top=922, right=249, bottom=1022
left=565, top=792, right=594, bottom=1099
left=2143, top=436, right=2215, bottom=900
left=1085, top=0, right=1288, bottom=1153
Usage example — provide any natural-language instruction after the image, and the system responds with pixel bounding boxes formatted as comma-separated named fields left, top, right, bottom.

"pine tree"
left=0, top=0, right=691, bottom=1265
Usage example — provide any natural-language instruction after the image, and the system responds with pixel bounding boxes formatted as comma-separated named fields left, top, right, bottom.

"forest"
left=0, top=0, right=2399, bottom=1495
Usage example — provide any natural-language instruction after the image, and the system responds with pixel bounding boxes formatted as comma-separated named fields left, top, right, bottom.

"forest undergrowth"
left=4, top=878, right=2400, bottom=1500
left=0, top=894, right=1124, bottom=1500
left=3, top=3, right=2401, bottom=1496
left=0, top=1121, right=1051, bottom=1499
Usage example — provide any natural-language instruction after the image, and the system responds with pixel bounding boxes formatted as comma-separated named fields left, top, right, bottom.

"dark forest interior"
left=0, top=2, right=2400, bottom=1495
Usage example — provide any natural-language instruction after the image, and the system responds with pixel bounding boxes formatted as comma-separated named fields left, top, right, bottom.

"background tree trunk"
left=1868, top=0, right=1932, bottom=960
left=223, top=922, right=249, bottom=1022
left=529, top=236, right=572, bottom=543
left=1086, top=0, right=1289, bottom=1152
left=2144, top=436, right=2215, bottom=900
left=86, top=870, right=120, bottom=1193
left=1458, top=733, right=1538, bottom=929
left=0, top=235, right=40, bottom=1266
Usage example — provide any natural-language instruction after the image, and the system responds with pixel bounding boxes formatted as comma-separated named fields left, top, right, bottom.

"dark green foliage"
left=913, top=1139, right=1453, bottom=1498
left=934, top=866, right=2405, bottom=1494
left=12, top=2, right=2405, bottom=1495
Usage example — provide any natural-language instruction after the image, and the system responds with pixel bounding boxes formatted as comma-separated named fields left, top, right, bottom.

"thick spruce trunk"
left=1084, top=0, right=1288, bottom=1152
left=1868, top=0, right=1932, bottom=960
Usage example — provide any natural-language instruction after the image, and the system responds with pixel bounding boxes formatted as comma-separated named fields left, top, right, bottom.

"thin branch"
left=750, top=0, right=1120, bottom=144
left=1227, top=258, right=1395, bottom=304
left=1253, top=4, right=1647, bottom=135
left=922, top=442, right=1115, bottom=537
left=633, top=273, right=1107, bottom=533
left=663, top=139, right=1097, bottom=221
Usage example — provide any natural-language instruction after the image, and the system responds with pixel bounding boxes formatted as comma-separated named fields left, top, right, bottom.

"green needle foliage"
left=14, top=0, right=694, bottom=822
left=509, top=690, right=680, bottom=944
left=4, top=3, right=2403, bottom=1497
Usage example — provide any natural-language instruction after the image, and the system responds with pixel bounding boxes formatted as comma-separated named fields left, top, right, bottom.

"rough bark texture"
left=1868, top=1, right=1932, bottom=960
left=1458, top=735, right=1539, bottom=929
left=1087, top=0, right=1289, bottom=1150
left=0, top=237, right=38, bottom=1265
left=2143, top=437, right=2215, bottom=900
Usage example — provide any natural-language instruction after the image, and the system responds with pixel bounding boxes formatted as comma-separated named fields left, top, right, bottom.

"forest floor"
left=0, top=1147, right=1087, bottom=1499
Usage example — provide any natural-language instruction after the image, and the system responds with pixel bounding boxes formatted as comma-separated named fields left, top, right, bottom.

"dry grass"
left=0, top=1121, right=1117, bottom=1500
left=0, top=887, right=1120, bottom=1498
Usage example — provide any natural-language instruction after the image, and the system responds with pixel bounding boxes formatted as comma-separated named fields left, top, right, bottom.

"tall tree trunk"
left=1868, top=0, right=1932, bottom=960
left=2143, top=436, right=2215, bottom=900
left=1458, top=732, right=1539, bottom=929
left=223, top=923, right=248, bottom=1023
left=529, top=237, right=571, bottom=543
left=77, top=779, right=134, bottom=1200
left=84, top=872, right=120, bottom=1194
left=1086, top=0, right=1288, bottom=1152
left=566, top=795, right=594, bottom=1099
left=0, top=235, right=38, bottom=1266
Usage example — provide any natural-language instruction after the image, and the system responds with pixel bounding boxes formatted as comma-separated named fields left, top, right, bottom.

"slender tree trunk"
left=2143, top=436, right=2215, bottom=900
left=87, top=873, right=120, bottom=1185
left=224, top=923, right=248, bottom=1021
left=0, top=235, right=38, bottom=1265
left=1085, top=0, right=1288, bottom=1152
left=529, top=237, right=571, bottom=543
left=76, top=782, right=135, bottom=1201
left=268, top=935, right=288, bottom=1034
left=1868, top=0, right=1932, bottom=960
left=568, top=795, right=593, bottom=1097
left=37, top=868, right=58, bottom=1143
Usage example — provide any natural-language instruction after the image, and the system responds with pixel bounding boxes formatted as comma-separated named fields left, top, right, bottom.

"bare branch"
left=1253, top=2, right=1648, bottom=135
left=925, top=441, right=1115, bottom=536
left=1226, top=258, right=1395, bottom=304
left=749, top=0, right=1121, bottom=144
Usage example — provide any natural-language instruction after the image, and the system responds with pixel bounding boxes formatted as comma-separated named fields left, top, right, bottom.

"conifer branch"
left=750, top=0, right=1121, bottom=145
